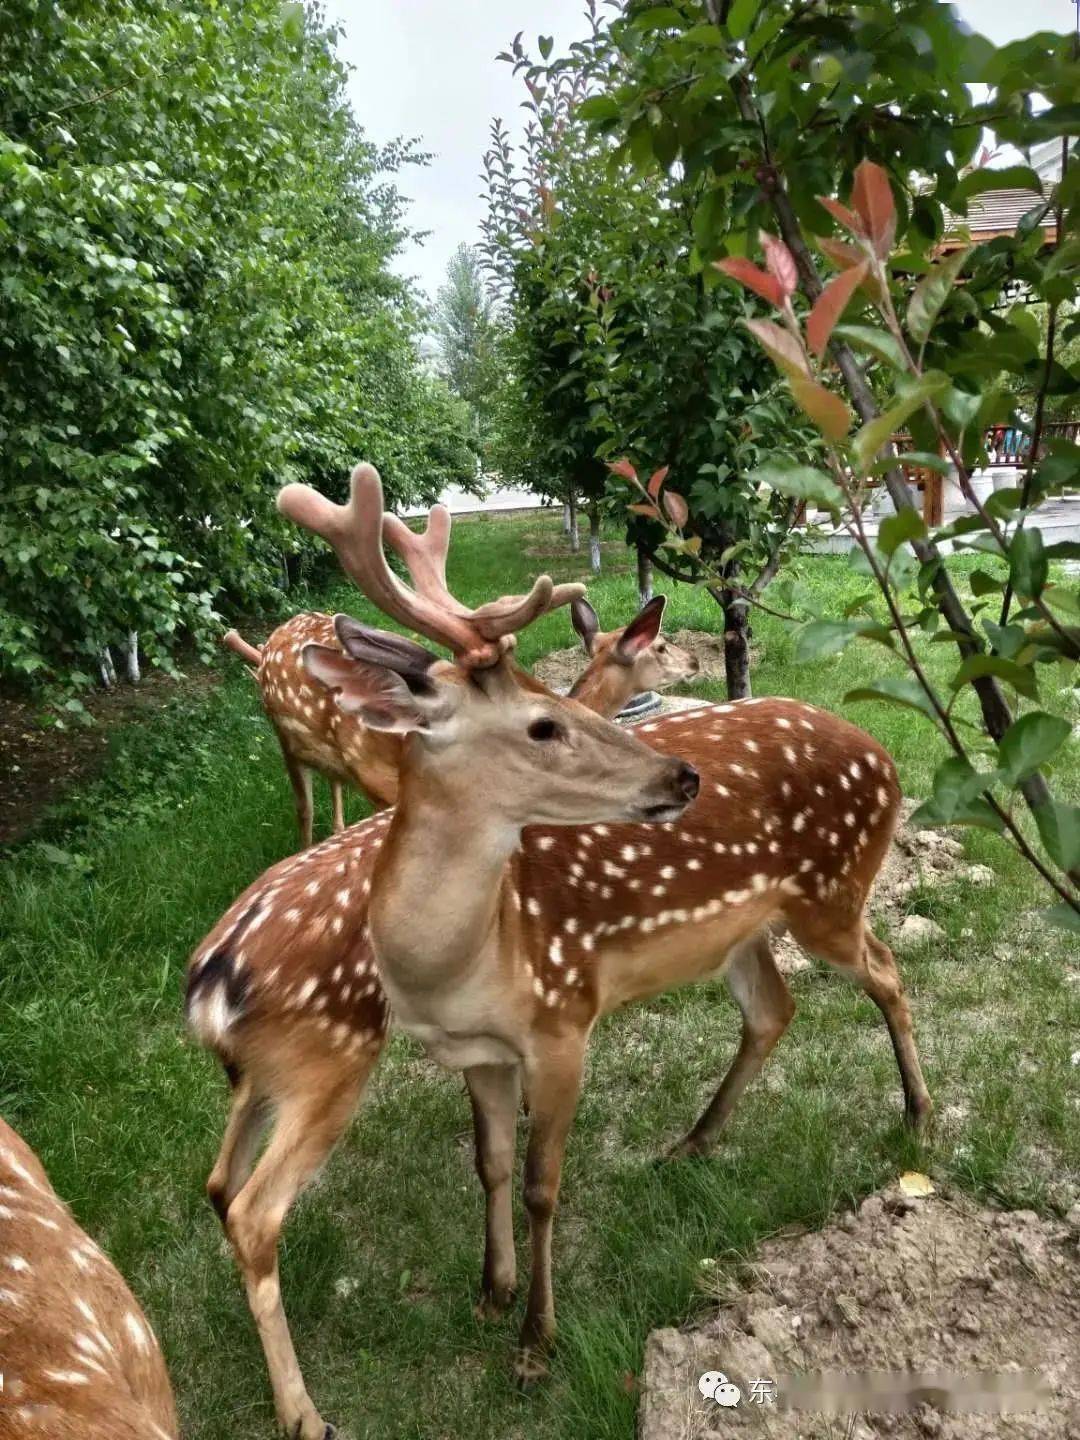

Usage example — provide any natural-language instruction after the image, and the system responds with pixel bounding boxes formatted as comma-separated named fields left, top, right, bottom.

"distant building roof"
left=943, top=181, right=1055, bottom=250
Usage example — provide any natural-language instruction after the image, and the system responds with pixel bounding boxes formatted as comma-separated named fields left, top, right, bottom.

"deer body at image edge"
left=0, top=1117, right=177, bottom=1440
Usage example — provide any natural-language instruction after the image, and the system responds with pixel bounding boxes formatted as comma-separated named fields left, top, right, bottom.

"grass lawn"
left=1, top=508, right=1077, bottom=1440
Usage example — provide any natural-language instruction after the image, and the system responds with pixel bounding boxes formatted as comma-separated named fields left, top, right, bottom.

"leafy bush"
left=0, top=0, right=475, bottom=689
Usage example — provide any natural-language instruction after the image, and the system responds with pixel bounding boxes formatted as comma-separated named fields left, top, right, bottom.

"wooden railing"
left=985, top=420, right=1079, bottom=466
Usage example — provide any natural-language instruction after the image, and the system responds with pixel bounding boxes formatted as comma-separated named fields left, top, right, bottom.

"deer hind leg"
left=280, top=741, right=314, bottom=849
left=668, top=931, right=795, bottom=1159
left=465, top=1063, right=521, bottom=1318
left=330, top=780, right=345, bottom=833
left=516, top=1036, right=586, bottom=1386
left=789, top=911, right=932, bottom=1129
left=207, top=1067, right=271, bottom=1223
left=224, top=1050, right=374, bottom=1440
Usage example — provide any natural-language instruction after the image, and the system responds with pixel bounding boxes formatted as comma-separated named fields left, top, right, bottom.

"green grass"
left=1, top=509, right=1077, bottom=1440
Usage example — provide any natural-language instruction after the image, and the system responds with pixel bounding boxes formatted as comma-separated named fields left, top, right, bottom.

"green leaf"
left=832, top=324, right=907, bottom=370
left=1034, top=801, right=1080, bottom=872
left=844, top=675, right=940, bottom=724
left=909, top=755, right=1004, bottom=831
left=852, top=372, right=949, bottom=471
left=868, top=450, right=951, bottom=477
left=794, top=619, right=874, bottom=662
left=878, top=508, right=926, bottom=556
left=749, top=462, right=843, bottom=510
left=998, top=712, right=1072, bottom=785
left=969, top=568, right=1005, bottom=596
left=950, top=653, right=1037, bottom=699
left=1009, top=528, right=1048, bottom=600
left=727, top=0, right=760, bottom=39
left=907, top=247, right=972, bottom=345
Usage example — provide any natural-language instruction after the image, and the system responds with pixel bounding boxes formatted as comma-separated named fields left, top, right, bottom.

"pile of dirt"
left=641, top=1182, right=1080, bottom=1439
left=533, top=629, right=730, bottom=693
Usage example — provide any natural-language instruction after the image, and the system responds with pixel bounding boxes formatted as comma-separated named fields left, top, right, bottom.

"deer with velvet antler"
left=187, top=463, right=929, bottom=1439
left=223, top=591, right=698, bottom=840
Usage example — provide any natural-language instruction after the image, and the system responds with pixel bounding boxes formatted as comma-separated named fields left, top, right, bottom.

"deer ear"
left=615, top=594, right=667, bottom=663
left=302, top=645, right=456, bottom=735
left=333, top=614, right=440, bottom=677
left=570, top=596, right=601, bottom=654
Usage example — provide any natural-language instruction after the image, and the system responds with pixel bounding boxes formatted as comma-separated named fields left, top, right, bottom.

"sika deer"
left=187, top=463, right=928, bottom=1436
left=0, top=1116, right=177, bottom=1440
left=224, top=593, right=697, bottom=844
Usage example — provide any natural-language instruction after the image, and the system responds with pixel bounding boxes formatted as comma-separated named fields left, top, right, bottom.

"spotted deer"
left=0, top=1116, right=177, bottom=1440
left=187, top=463, right=929, bottom=1438
left=223, top=593, right=697, bottom=845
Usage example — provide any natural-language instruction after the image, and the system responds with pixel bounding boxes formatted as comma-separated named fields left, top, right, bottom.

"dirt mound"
left=641, top=1183, right=1080, bottom=1439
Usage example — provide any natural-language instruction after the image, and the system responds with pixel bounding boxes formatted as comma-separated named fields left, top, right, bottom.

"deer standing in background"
left=223, top=593, right=698, bottom=845
left=0, top=1116, right=178, bottom=1440
left=187, top=463, right=929, bottom=1439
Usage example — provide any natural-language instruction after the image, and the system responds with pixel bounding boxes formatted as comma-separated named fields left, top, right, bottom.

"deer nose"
left=676, top=762, right=700, bottom=800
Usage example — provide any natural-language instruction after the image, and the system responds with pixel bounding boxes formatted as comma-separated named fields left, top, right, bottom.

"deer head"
left=281, top=464, right=700, bottom=830
left=569, top=594, right=699, bottom=700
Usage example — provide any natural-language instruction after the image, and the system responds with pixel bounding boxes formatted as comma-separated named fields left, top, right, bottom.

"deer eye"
left=528, top=717, right=562, bottom=742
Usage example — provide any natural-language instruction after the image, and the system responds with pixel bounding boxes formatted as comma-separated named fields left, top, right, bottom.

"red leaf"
left=760, top=232, right=798, bottom=298
left=647, top=465, right=669, bottom=499
left=629, top=501, right=661, bottom=520
left=817, top=195, right=863, bottom=237
left=806, top=261, right=868, bottom=356
left=714, top=257, right=784, bottom=307
left=607, top=458, right=638, bottom=481
left=789, top=375, right=852, bottom=441
left=662, top=490, right=689, bottom=528
left=851, top=159, right=896, bottom=259
left=817, top=235, right=865, bottom=269
left=817, top=237, right=887, bottom=305
left=743, top=318, right=810, bottom=378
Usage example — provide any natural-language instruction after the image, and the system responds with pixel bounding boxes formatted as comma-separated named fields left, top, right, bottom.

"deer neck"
left=370, top=753, right=517, bottom=986
left=569, top=661, right=631, bottom=717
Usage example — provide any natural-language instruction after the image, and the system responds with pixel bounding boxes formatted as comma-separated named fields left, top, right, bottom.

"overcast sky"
left=324, top=0, right=1078, bottom=305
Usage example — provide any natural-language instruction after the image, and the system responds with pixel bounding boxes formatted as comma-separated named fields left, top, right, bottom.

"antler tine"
left=383, top=502, right=586, bottom=640
left=382, top=507, right=472, bottom=619
left=278, top=464, right=502, bottom=662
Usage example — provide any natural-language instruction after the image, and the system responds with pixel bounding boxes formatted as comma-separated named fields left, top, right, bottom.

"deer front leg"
left=330, top=780, right=345, bottom=833
left=516, top=1036, right=586, bottom=1386
left=465, top=1063, right=521, bottom=1317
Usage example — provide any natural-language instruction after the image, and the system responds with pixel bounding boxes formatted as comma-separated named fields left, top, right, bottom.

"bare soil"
left=0, top=667, right=219, bottom=845
left=641, top=1182, right=1080, bottom=1439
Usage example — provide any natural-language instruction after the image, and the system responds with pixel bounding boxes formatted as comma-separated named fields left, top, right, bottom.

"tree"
left=432, top=243, right=499, bottom=454
left=569, top=0, right=1079, bottom=919
left=0, top=0, right=475, bottom=693
left=482, top=19, right=813, bottom=689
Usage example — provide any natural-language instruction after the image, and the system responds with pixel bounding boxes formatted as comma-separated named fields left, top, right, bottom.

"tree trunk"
left=566, top=485, right=579, bottom=553
left=99, top=645, right=117, bottom=689
left=562, top=502, right=572, bottom=535
left=721, top=588, right=751, bottom=700
left=125, top=631, right=140, bottom=684
left=636, top=544, right=653, bottom=607
left=588, top=504, right=601, bottom=573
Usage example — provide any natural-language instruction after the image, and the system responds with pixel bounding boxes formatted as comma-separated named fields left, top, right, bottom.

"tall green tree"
left=482, top=20, right=812, bottom=690
left=0, top=0, right=474, bottom=691
left=432, top=243, right=499, bottom=452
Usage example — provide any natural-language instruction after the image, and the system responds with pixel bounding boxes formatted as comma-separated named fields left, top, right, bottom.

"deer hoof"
left=513, top=1345, right=551, bottom=1389
left=475, top=1286, right=516, bottom=1321
left=660, top=1135, right=710, bottom=1163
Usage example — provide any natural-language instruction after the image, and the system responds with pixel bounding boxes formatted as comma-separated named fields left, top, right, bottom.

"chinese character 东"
left=748, top=1377, right=778, bottom=1405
